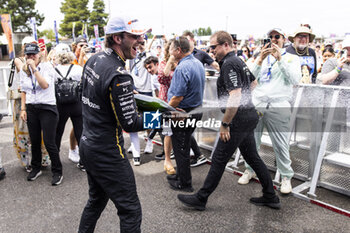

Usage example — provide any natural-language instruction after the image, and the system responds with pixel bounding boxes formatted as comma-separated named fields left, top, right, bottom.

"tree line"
left=1, top=0, right=213, bottom=40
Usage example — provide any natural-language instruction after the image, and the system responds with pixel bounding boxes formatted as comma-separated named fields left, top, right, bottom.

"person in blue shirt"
left=166, top=36, right=205, bottom=192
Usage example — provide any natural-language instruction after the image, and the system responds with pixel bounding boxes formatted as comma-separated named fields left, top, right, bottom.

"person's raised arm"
left=321, top=57, right=347, bottom=85
left=26, top=59, right=48, bottom=89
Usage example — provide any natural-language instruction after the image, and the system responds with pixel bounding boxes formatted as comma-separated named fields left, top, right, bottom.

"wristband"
left=335, top=66, right=342, bottom=74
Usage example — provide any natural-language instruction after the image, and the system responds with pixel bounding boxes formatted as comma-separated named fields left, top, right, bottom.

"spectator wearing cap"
left=78, top=16, right=150, bottom=233
left=19, top=43, right=63, bottom=186
left=10, top=37, right=50, bottom=173
left=320, top=38, right=350, bottom=86
left=286, top=26, right=318, bottom=84
left=72, top=36, right=89, bottom=67
left=324, top=40, right=333, bottom=49
left=238, top=28, right=301, bottom=194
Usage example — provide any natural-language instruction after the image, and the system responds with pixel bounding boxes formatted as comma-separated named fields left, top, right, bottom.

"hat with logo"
left=22, top=36, right=37, bottom=45
left=24, top=43, right=40, bottom=55
left=75, top=36, right=88, bottom=44
left=267, top=28, right=285, bottom=37
left=55, top=43, right=71, bottom=53
left=105, top=16, right=151, bottom=35
left=288, top=26, right=315, bottom=43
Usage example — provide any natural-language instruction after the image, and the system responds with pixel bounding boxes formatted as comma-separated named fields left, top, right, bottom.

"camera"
left=263, top=38, right=271, bottom=48
left=155, top=35, right=163, bottom=39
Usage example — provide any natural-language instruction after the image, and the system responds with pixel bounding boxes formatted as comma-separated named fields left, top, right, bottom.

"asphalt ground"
left=0, top=115, right=350, bottom=233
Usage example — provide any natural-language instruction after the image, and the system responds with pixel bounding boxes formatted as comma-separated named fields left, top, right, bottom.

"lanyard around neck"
left=29, top=66, right=38, bottom=93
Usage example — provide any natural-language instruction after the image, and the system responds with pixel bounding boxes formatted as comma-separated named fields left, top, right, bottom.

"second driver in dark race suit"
left=78, top=16, right=151, bottom=233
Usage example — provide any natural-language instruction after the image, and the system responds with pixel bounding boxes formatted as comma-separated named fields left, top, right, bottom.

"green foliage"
left=38, top=29, right=55, bottom=41
left=191, top=27, right=212, bottom=36
left=89, top=0, right=108, bottom=37
left=0, top=0, right=44, bottom=33
left=59, top=0, right=90, bottom=38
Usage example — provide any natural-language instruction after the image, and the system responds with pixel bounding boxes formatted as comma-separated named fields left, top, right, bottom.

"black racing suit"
left=196, top=51, right=276, bottom=203
left=78, top=48, right=144, bottom=233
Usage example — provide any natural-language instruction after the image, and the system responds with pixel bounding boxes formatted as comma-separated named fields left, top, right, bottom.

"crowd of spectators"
left=1, top=20, right=349, bottom=216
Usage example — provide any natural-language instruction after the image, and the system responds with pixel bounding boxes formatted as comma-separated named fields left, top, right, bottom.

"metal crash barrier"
left=0, top=66, right=12, bottom=116
left=196, top=77, right=350, bottom=217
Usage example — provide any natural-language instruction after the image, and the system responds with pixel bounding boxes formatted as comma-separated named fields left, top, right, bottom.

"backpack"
left=54, top=64, right=82, bottom=104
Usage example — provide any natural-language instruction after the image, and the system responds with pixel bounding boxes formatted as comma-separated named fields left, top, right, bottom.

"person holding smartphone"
left=19, top=43, right=63, bottom=185
left=238, top=28, right=301, bottom=194
left=72, top=36, right=89, bottom=66
left=320, top=38, right=350, bottom=86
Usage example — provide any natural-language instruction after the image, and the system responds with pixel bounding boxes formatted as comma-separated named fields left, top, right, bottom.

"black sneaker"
left=155, top=152, right=165, bottom=160
left=166, top=174, right=178, bottom=181
left=27, top=169, right=42, bottom=181
left=178, top=194, right=206, bottom=211
left=190, top=155, right=208, bottom=167
left=250, top=196, right=281, bottom=209
left=0, top=167, right=6, bottom=181
left=77, top=163, right=86, bottom=172
left=168, top=179, right=194, bottom=192
left=52, top=174, right=63, bottom=186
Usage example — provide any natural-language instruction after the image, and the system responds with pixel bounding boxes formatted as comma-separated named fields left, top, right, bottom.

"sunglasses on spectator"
left=139, top=42, right=145, bottom=46
left=210, top=43, right=223, bottom=50
left=243, top=50, right=248, bottom=53
left=269, top=34, right=281, bottom=40
left=233, top=41, right=237, bottom=45
left=79, top=44, right=88, bottom=48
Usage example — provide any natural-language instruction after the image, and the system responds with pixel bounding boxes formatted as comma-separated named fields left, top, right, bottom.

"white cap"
left=55, top=43, right=71, bottom=53
left=22, top=36, right=36, bottom=45
left=105, top=16, right=151, bottom=35
left=267, top=28, right=285, bottom=36
left=342, top=38, right=350, bottom=49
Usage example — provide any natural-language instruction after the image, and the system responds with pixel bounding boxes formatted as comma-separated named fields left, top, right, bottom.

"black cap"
left=75, top=36, right=87, bottom=44
left=24, top=43, right=40, bottom=55
left=231, top=34, right=237, bottom=41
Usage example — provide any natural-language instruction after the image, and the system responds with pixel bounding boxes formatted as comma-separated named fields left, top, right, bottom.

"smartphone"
left=38, top=38, right=46, bottom=51
left=341, top=49, right=348, bottom=59
left=263, top=38, right=271, bottom=48
left=155, top=35, right=163, bottom=39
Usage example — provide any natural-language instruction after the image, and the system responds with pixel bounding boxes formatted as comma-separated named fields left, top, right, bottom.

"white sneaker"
left=68, top=148, right=80, bottom=163
left=127, top=145, right=133, bottom=153
left=280, top=177, right=292, bottom=194
left=133, top=157, right=141, bottom=166
left=144, top=139, right=153, bottom=154
left=238, top=169, right=256, bottom=185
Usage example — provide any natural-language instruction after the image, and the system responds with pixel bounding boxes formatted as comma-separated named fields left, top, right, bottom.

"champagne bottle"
left=134, top=94, right=176, bottom=112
